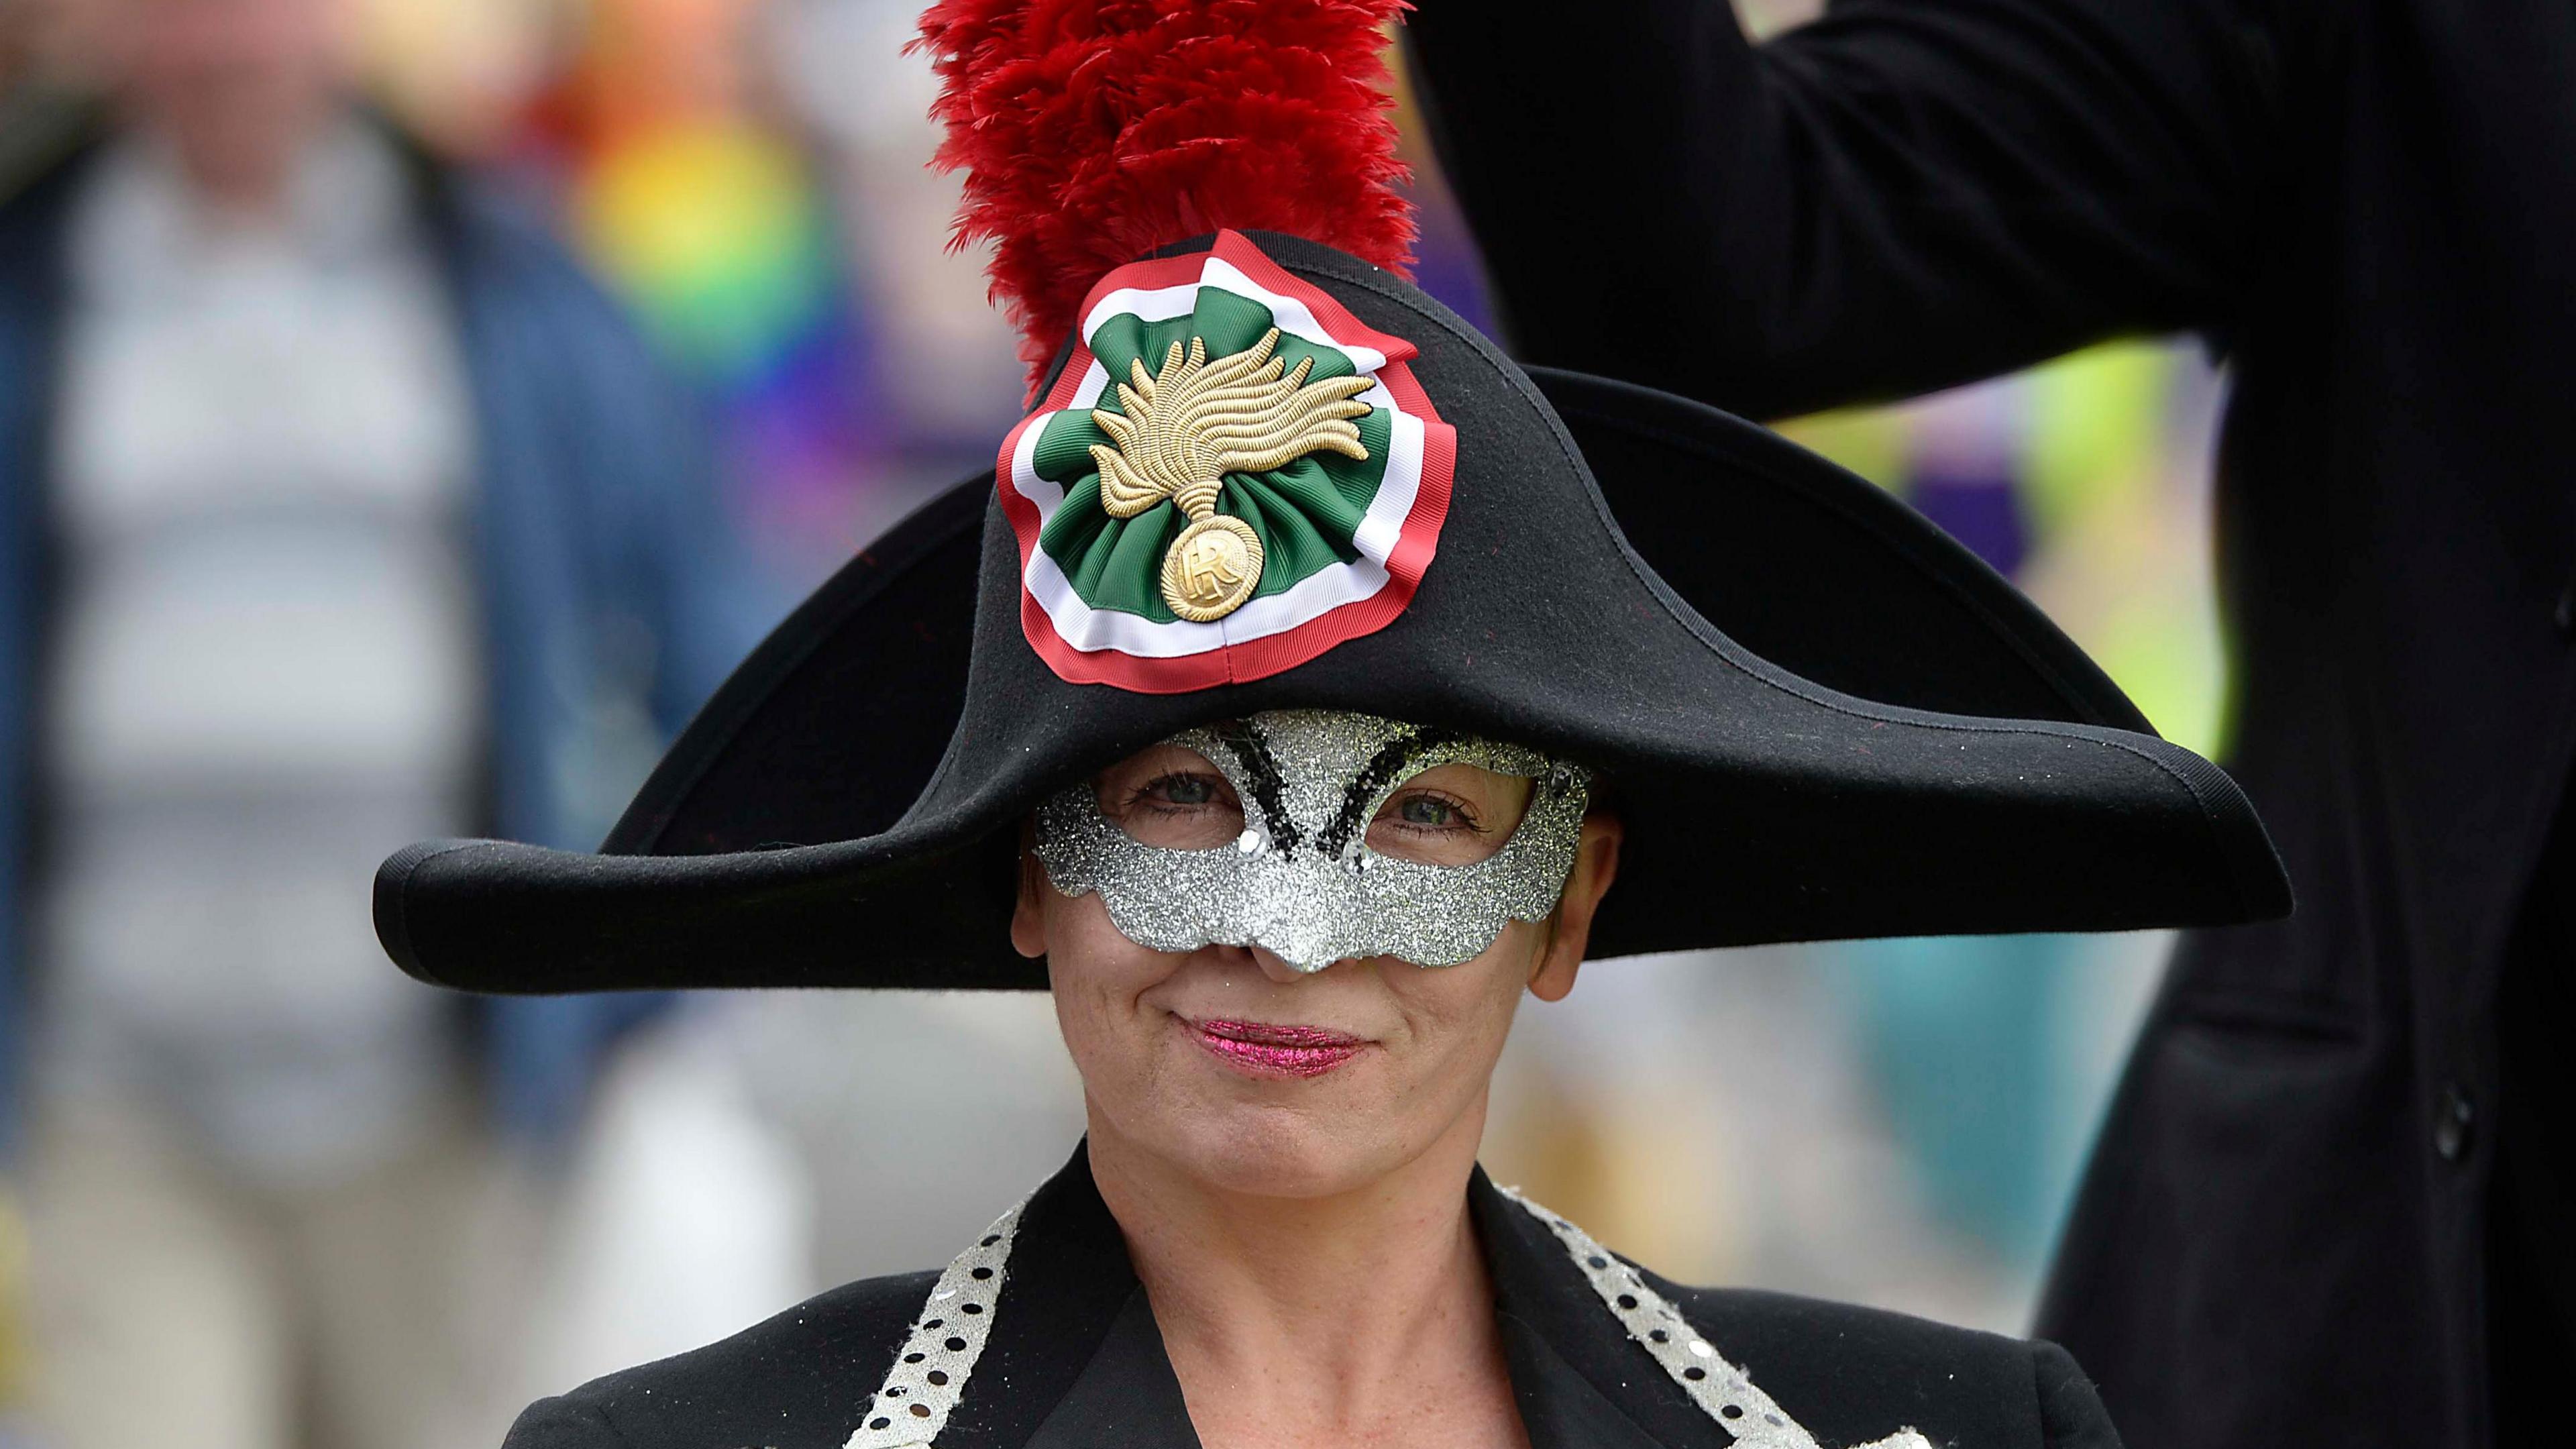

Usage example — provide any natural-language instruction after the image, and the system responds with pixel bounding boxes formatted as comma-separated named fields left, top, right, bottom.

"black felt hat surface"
left=375, top=233, right=2286, bottom=994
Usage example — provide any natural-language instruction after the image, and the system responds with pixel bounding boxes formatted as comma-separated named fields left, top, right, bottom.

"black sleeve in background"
left=1403, top=0, right=2286, bottom=421
left=500, top=1398, right=632, bottom=1449
left=2031, top=1340, right=2126, bottom=1449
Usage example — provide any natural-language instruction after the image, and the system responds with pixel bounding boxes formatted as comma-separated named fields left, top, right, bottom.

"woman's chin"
left=1161, top=1103, right=1403, bottom=1200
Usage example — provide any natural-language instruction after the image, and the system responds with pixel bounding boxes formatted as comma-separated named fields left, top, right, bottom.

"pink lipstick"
left=1187, top=1018, right=1365, bottom=1079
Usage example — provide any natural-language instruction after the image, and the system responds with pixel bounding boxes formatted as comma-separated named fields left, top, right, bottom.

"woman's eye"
left=1398, top=795, right=1460, bottom=828
left=1102, top=759, right=1242, bottom=849
left=1144, top=773, right=1220, bottom=808
left=1381, top=790, right=1478, bottom=833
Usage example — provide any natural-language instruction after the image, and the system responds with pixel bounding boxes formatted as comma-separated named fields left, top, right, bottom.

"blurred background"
left=0, top=0, right=2231, bottom=1445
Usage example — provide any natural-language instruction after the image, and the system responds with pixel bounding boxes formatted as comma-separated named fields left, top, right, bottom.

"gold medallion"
left=1086, top=326, right=1373, bottom=624
left=1162, top=515, right=1266, bottom=622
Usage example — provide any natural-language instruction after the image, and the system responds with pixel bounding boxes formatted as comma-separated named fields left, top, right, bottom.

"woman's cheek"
left=1389, top=926, right=1532, bottom=1069
left=1044, top=892, right=1175, bottom=1068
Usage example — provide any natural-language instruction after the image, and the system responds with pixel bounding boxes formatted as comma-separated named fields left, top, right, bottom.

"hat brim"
left=377, top=370, right=2285, bottom=994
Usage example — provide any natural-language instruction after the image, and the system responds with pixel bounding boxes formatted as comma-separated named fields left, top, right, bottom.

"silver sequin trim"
left=843, top=1199, right=1026, bottom=1449
left=849, top=1185, right=1932, bottom=1449
left=1499, top=1187, right=1933, bottom=1449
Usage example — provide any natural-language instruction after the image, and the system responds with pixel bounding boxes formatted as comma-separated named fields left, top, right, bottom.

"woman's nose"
left=1249, top=945, right=1338, bottom=983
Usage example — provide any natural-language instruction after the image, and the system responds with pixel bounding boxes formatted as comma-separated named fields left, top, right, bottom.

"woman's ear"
left=1529, top=812, right=1622, bottom=1002
left=1010, top=846, right=1050, bottom=960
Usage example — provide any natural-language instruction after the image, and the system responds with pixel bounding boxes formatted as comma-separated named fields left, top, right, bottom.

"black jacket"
left=503, top=1146, right=2116, bottom=1448
left=1404, top=3, right=2576, bottom=1447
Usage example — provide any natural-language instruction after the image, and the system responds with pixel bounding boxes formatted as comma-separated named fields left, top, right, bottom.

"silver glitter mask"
left=1032, top=710, right=1593, bottom=971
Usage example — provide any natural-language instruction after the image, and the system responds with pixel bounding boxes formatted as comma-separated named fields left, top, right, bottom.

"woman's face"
left=1016, top=737, right=1621, bottom=1200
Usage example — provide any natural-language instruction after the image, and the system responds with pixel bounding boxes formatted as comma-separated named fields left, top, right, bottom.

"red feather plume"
left=914, top=0, right=1419, bottom=390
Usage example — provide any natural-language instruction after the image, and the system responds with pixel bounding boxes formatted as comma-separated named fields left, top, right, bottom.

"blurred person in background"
left=0, top=0, right=753, bottom=1444
left=1405, top=4, right=2576, bottom=1447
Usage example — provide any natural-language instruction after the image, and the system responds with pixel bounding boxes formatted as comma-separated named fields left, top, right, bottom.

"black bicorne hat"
left=374, top=224, right=2287, bottom=994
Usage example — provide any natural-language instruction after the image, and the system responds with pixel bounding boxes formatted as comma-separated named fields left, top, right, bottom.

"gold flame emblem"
left=1089, top=327, right=1375, bottom=622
